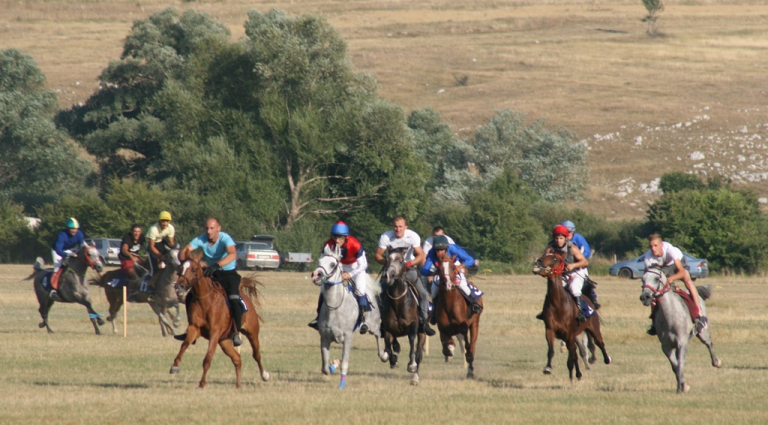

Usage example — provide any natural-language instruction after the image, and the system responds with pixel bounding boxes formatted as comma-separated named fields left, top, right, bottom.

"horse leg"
left=170, top=303, right=182, bottom=328
left=149, top=299, right=175, bottom=337
left=412, top=331, right=426, bottom=386
left=575, top=333, right=590, bottom=371
left=105, top=291, right=121, bottom=334
left=544, top=328, right=555, bottom=375
left=388, top=335, right=398, bottom=369
left=587, top=332, right=597, bottom=365
left=696, top=327, right=722, bottom=368
left=218, top=339, right=243, bottom=389
left=240, top=318, right=269, bottom=382
left=170, top=326, right=201, bottom=374
left=407, top=330, right=418, bottom=374
left=672, top=342, right=690, bottom=393
left=441, top=331, right=453, bottom=362
left=38, top=295, right=55, bottom=334
left=321, top=337, right=332, bottom=375
left=339, top=336, right=353, bottom=389
left=375, top=334, right=389, bottom=363
left=586, top=318, right=611, bottom=365
left=466, top=320, right=479, bottom=379
left=78, top=299, right=103, bottom=335
left=198, top=333, right=222, bottom=389
left=566, top=337, right=582, bottom=381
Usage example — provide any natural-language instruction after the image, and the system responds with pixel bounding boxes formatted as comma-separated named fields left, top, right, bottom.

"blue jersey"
left=52, top=230, right=85, bottom=257
left=188, top=232, right=237, bottom=271
left=421, top=244, right=475, bottom=276
left=572, top=233, right=591, bottom=258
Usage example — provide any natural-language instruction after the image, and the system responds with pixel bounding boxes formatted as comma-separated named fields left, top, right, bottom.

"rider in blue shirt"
left=561, top=220, right=599, bottom=310
left=420, top=235, right=483, bottom=316
left=176, top=217, right=243, bottom=346
left=49, top=217, right=86, bottom=296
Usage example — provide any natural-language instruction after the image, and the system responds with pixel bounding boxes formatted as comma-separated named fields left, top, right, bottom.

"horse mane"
left=240, top=275, right=265, bottom=323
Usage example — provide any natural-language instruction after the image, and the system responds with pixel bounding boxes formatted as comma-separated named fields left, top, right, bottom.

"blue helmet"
left=66, top=218, right=80, bottom=229
left=560, top=220, right=576, bottom=232
left=433, top=235, right=450, bottom=250
left=331, top=221, right=349, bottom=236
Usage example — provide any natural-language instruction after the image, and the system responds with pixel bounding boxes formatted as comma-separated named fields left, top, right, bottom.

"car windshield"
left=108, top=240, right=121, bottom=248
left=247, top=243, right=271, bottom=251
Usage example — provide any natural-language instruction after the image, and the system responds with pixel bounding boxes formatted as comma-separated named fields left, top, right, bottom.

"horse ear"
left=189, top=248, right=204, bottom=262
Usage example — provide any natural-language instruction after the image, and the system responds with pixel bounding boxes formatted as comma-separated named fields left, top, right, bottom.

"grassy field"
left=2, top=264, right=768, bottom=423
left=1, top=0, right=767, bottom=220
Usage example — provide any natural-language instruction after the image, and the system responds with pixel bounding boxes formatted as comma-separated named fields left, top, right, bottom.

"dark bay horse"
left=380, top=247, right=426, bottom=386
left=27, top=244, right=105, bottom=334
left=434, top=252, right=482, bottom=379
left=533, top=253, right=611, bottom=381
left=169, top=252, right=269, bottom=389
left=90, top=249, right=182, bottom=336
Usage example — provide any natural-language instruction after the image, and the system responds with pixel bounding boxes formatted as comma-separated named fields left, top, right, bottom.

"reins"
left=642, top=267, right=671, bottom=304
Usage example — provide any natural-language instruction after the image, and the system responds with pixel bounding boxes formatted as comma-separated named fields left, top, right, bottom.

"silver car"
left=236, top=241, right=280, bottom=270
left=85, top=238, right=122, bottom=266
left=609, top=252, right=709, bottom=280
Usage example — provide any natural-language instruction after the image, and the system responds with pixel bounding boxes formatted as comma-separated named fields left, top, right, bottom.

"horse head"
left=79, top=243, right=104, bottom=273
left=384, top=246, right=407, bottom=284
left=166, top=248, right=182, bottom=270
left=435, top=251, right=459, bottom=291
left=640, top=267, right=667, bottom=307
left=175, top=249, right=206, bottom=298
left=532, top=253, right=564, bottom=278
left=312, top=244, right=342, bottom=286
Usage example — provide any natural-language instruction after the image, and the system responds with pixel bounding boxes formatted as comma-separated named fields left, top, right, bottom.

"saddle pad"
left=226, top=296, right=249, bottom=314
left=458, top=283, right=484, bottom=304
left=108, top=273, right=129, bottom=288
left=580, top=296, right=597, bottom=318
left=42, top=272, right=54, bottom=291
left=674, top=289, right=700, bottom=322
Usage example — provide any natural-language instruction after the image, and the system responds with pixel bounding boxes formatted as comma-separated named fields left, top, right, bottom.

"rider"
left=420, top=235, right=482, bottom=316
left=119, top=224, right=148, bottom=300
left=146, top=211, right=176, bottom=285
left=374, top=216, right=436, bottom=336
left=308, top=221, right=372, bottom=334
left=539, top=224, right=590, bottom=323
left=561, top=220, right=599, bottom=310
left=422, top=226, right=455, bottom=254
left=643, top=234, right=708, bottom=336
left=176, top=217, right=243, bottom=346
left=50, top=217, right=86, bottom=298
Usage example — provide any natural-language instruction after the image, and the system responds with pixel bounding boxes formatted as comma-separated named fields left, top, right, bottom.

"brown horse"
left=434, top=251, right=482, bottom=379
left=169, top=251, right=270, bottom=388
left=533, top=252, right=611, bottom=381
left=90, top=249, right=182, bottom=336
left=380, top=247, right=426, bottom=386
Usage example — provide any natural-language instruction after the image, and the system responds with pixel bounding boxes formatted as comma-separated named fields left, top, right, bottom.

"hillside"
left=2, top=0, right=766, bottom=220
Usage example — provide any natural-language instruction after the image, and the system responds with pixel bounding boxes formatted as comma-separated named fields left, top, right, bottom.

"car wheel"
left=618, top=268, right=632, bottom=279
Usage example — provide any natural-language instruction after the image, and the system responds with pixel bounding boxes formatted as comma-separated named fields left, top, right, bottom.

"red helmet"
left=552, top=224, right=569, bottom=238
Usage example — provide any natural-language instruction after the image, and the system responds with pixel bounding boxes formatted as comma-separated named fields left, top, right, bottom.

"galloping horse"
left=90, top=248, right=182, bottom=336
left=311, top=245, right=388, bottom=388
left=169, top=251, right=269, bottom=388
left=27, top=244, right=105, bottom=334
left=533, top=253, right=611, bottom=381
left=640, top=268, right=721, bottom=393
left=434, top=251, right=482, bottom=379
left=380, top=247, right=426, bottom=386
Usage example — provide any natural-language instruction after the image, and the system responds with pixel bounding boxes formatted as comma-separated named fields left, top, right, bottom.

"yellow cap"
left=159, top=211, right=172, bottom=221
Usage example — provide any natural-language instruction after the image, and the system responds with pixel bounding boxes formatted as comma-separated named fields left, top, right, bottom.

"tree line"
left=1, top=8, right=766, bottom=273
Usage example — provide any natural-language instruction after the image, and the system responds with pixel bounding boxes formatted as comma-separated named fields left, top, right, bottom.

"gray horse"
left=27, top=244, right=105, bottom=334
left=311, top=245, right=388, bottom=389
left=640, top=268, right=722, bottom=393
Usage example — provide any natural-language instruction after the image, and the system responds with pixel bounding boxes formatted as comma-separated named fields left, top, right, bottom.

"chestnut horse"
left=169, top=251, right=270, bottom=388
left=434, top=251, right=482, bottom=379
left=380, top=247, right=426, bottom=386
left=533, top=252, right=611, bottom=381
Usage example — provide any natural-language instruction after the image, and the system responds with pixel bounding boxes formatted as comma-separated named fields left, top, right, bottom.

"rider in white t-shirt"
left=422, top=226, right=455, bottom=254
left=374, top=216, right=435, bottom=336
left=642, top=234, right=708, bottom=336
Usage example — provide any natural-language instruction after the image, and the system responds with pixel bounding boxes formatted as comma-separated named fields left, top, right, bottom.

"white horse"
left=311, top=245, right=388, bottom=388
left=640, top=268, right=722, bottom=393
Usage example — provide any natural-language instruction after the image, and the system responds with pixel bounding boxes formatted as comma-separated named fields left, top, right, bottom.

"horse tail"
left=367, top=273, right=381, bottom=296
left=240, top=276, right=265, bottom=323
left=696, top=284, right=713, bottom=301
left=24, top=257, right=46, bottom=281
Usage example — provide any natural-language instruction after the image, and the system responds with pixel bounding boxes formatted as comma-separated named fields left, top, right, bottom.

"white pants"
left=430, top=270, right=471, bottom=301
left=51, top=250, right=64, bottom=272
left=562, top=269, right=587, bottom=297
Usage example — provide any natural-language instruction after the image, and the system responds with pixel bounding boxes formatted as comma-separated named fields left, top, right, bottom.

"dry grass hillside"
left=1, top=0, right=767, bottom=220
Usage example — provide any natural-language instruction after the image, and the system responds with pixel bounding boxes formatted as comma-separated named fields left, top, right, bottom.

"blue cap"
left=560, top=220, right=576, bottom=232
left=331, top=221, right=349, bottom=236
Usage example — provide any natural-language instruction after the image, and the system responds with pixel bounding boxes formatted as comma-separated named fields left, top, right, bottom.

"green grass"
left=2, top=264, right=768, bottom=423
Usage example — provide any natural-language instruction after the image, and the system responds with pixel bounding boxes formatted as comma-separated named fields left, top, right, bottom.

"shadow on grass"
left=730, top=365, right=768, bottom=371
left=34, top=381, right=150, bottom=389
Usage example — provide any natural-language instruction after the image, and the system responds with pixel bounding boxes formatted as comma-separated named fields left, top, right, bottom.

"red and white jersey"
left=323, top=236, right=365, bottom=265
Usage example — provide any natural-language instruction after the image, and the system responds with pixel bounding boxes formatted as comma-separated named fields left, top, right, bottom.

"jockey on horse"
left=540, top=224, right=591, bottom=323
left=49, top=217, right=86, bottom=299
left=374, top=216, right=435, bottom=337
left=561, top=220, right=600, bottom=310
left=175, top=217, right=244, bottom=347
left=308, top=221, right=373, bottom=334
left=146, top=211, right=176, bottom=288
left=421, top=235, right=483, bottom=319
left=119, top=223, right=150, bottom=299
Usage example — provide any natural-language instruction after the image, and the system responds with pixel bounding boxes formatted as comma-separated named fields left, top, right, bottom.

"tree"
left=659, top=172, right=704, bottom=194
left=0, top=49, right=93, bottom=203
left=642, top=0, right=665, bottom=37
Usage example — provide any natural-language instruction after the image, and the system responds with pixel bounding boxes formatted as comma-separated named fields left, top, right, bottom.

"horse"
left=640, top=268, right=722, bottom=393
left=380, top=247, right=426, bottom=386
left=311, top=245, right=388, bottom=389
left=533, top=252, right=611, bottom=381
left=26, top=244, right=106, bottom=334
left=169, top=251, right=269, bottom=389
left=90, top=249, right=183, bottom=336
left=433, top=251, right=482, bottom=379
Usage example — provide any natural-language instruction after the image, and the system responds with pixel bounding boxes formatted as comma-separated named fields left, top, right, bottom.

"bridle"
left=317, top=256, right=348, bottom=309
left=174, top=260, right=217, bottom=301
left=384, top=254, right=409, bottom=300
left=536, top=253, right=566, bottom=277
left=642, top=267, right=671, bottom=305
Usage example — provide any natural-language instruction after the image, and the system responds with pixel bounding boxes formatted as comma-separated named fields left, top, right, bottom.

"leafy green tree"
left=0, top=200, right=39, bottom=263
left=0, top=49, right=93, bottom=202
left=659, top=172, right=704, bottom=193
left=642, top=0, right=665, bottom=37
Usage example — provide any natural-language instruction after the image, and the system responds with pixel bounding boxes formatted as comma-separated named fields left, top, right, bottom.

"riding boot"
left=308, top=293, right=323, bottom=330
left=419, top=317, right=436, bottom=336
left=591, top=289, right=601, bottom=310
left=357, top=295, right=370, bottom=335
left=646, top=323, right=657, bottom=336
left=229, top=295, right=243, bottom=347
left=573, top=296, right=587, bottom=323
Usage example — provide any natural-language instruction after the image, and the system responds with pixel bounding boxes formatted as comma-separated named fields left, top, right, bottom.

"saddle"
left=648, top=287, right=699, bottom=323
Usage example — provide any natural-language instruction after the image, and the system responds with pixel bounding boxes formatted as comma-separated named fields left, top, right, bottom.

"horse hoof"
left=380, top=352, right=389, bottom=363
left=411, top=374, right=420, bottom=386
left=173, top=321, right=181, bottom=328
left=106, top=316, right=113, bottom=322
left=680, top=383, right=691, bottom=393
left=543, top=367, right=552, bottom=375
left=713, top=358, right=722, bottom=368
left=38, top=322, right=45, bottom=329
left=560, top=345, right=567, bottom=354
left=407, top=364, right=417, bottom=373
left=589, top=356, right=597, bottom=365
left=467, top=370, right=475, bottom=379
left=169, top=366, right=180, bottom=374
left=261, top=371, right=270, bottom=382
left=97, top=318, right=105, bottom=326
left=445, top=356, right=452, bottom=363
left=390, top=362, right=398, bottom=369
left=605, top=356, right=612, bottom=365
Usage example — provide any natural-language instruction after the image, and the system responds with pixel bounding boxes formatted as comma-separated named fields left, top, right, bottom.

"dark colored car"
left=609, top=252, right=708, bottom=279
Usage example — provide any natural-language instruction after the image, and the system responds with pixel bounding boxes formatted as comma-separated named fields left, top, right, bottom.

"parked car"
left=236, top=237, right=280, bottom=270
left=85, top=238, right=122, bottom=266
left=609, top=252, right=709, bottom=280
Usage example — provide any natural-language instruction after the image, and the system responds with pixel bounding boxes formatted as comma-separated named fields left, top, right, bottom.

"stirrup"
left=358, top=313, right=369, bottom=335
left=646, top=325, right=657, bottom=336
left=471, top=303, right=483, bottom=314
left=577, top=313, right=587, bottom=323
left=232, top=332, right=242, bottom=347
left=420, top=320, right=436, bottom=337
left=308, top=318, right=319, bottom=330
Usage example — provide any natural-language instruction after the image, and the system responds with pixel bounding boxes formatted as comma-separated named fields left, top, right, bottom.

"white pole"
left=424, top=335, right=429, bottom=356
left=123, top=286, right=127, bottom=338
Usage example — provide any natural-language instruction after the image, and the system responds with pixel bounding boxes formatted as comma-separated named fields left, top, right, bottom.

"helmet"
left=552, top=225, right=569, bottom=238
left=159, top=211, right=172, bottom=221
left=561, top=220, right=576, bottom=232
left=330, top=221, right=349, bottom=236
left=66, top=218, right=79, bottom=229
left=433, top=235, right=449, bottom=250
